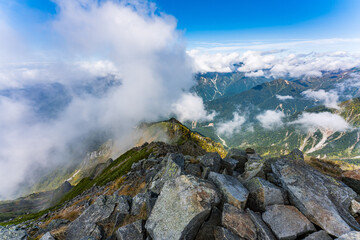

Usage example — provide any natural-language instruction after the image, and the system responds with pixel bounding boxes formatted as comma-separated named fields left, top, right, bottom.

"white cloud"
left=291, top=112, right=350, bottom=132
left=187, top=50, right=240, bottom=73
left=0, top=0, right=196, bottom=199
left=256, top=110, right=285, bottom=129
left=216, top=112, right=246, bottom=136
left=276, top=94, right=294, bottom=101
left=172, top=93, right=215, bottom=122
left=302, top=89, right=339, bottom=109
left=188, top=50, right=360, bottom=78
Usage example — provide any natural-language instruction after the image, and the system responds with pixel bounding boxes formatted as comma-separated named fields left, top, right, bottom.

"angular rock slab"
left=222, top=203, right=257, bottom=240
left=199, top=152, right=222, bottom=173
left=0, top=226, right=27, bottom=240
left=208, top=172, right=249, bottom=209
left=145, top=175, right=220, bottom=240
left=303, top=230, right=332, bottom=240
left=214, top=226, right=242, bottom=240
left=40, top=232, right=56, bottom=240
left=262, top=204, right=316, bottom=240
left=116, top=220, right=144, bottom=240
left=246, top=209, right=276, bottom=240
left=244, top=177, right=284, bottom=212
left=335, top=231, right=360, bottom=239
left=66, top=194, right=128, bottom=240
left=149, top=153, right=185, bottom=194
left=272, top=150, right=360, bottom=237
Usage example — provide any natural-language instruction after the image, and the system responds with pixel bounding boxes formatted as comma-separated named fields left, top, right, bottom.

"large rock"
left=244, top=177, right=285, bottom=212
left=303, top=230, right=332, bottom=240
left=208, top=172, right=249, bottom=209
left=342, top=170, right=360, bottom=194
left=195, top=207, right=222, bottom=240
left=199, top=153, right=222, bottom=173
left=131, top=193, right=146, bottom=215
left=226, top=148, right=248, bottom=173
left=272, top=150, right=360, bottom=237
left=116, top=220, right=144, bottom=240
left=145, top=175, right=220, bottom=240
left=222, top=203, right=257, bottom=240
left=66, top=194, right=130, bottom=240
left=214, top=227, right=242, bottom=240
left=221, top=157, right=239, bottom=175
left=262, top=204, right=316, bottom=240
left=0, top=226, right=27, bottom=240
left=335, top=231, right=360, bottom=239
left=149, top=153, right=185, bottom=194
left=246, top=209, right=276, bottom=240
left=40, top=232, right=55, bottom=240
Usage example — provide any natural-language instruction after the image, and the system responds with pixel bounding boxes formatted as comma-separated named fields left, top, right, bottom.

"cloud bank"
left=0, top=0, right=197, bottom=199
left=291, top=112, right=350, bottom=132
left=216, top=113, right=246, bottom=136
left=276, top=94, right=294, bottom=101
left=302, top=89, right=340, bottom=109
left=172, top=93, right=215, bottom=122
left=256, top=110, right=285, bottom=129
left=189, top=50, right=360, bottom=78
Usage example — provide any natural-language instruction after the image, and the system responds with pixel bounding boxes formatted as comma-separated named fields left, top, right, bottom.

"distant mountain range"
left=190, top=68, right=360, bottom=160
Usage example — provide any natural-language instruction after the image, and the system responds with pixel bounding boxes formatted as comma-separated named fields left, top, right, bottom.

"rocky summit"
left=1, top=122, right=360, bottom=240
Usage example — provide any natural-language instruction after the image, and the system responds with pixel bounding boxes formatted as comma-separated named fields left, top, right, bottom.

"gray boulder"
left=40, top=232, right=55, bottom=240
left=195, top=207, right=222, bottom=240
left=302, top=230, right=332, bottom=240
left=221, top=157, right=238, bottom=175
left=244, top=177, right=285, bottom=212
left=214, top=227, right=242, bottom=240
left=262, top=204, right=316, bottom=240
left=0, top=226, right=27, bottom=240
left=66, top=194, right=129, bottom=240
left=131, top=193, right=146, bottom=215
left=199, top=152, right=222, bottom=173
left=272, top=149, right=360, bottom=237
left=335, top=231, right=360, bottom=239
left=222, top=203, right=257, bottom=240
left=149, top=153, right=185, bottom=194
left=116, top=220, right=144, bottom=240
left=208, top=172, right=249, bottom=209
left=146, top=175, right=220, bottom=240
left=246, top=209, right=276, bottom=240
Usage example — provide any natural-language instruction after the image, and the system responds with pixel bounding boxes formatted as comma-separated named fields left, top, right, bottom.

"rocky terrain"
left=2, top=120, right=360, bottom=239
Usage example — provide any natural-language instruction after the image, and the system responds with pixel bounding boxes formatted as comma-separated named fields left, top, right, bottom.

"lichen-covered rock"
left=116, top=220, right=144, bottom=240
left=145, top=175, right=220, bottom=240
left=66, top=194, right=128, bottom=240
left=0, top=226, right=27, bottom=240
left=185, top=163, right=202, bottom=177
left=302, top=230, right=332, bottom=240
left=40, top=232, right=55, bottom=240
left=262, top=204, right=316, bottom=240
left=246, top=208, right=276, bottom=240
left=149, top=153, right=185, bottom=194
left=244, top=177, right=285, bottom=212
left=272, top=150, right=360, bottom=237
left=208, top=172, right=249, bottom=209
left=335, top=231, right=360, bottom=239
left=199, top=152, right=222, bottom=173
left=214, top=226, right=242, bottom=240
left=226, top=148, right=248, bottom=173
left=222, top=203, right=257, bottom=240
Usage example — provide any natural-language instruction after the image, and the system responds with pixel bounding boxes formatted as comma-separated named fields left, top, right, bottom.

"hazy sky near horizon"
left=2, top=0, right=360, bottom=52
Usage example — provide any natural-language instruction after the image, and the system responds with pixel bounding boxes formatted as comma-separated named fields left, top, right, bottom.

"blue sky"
left=1, top=0, right=360, bottom=51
